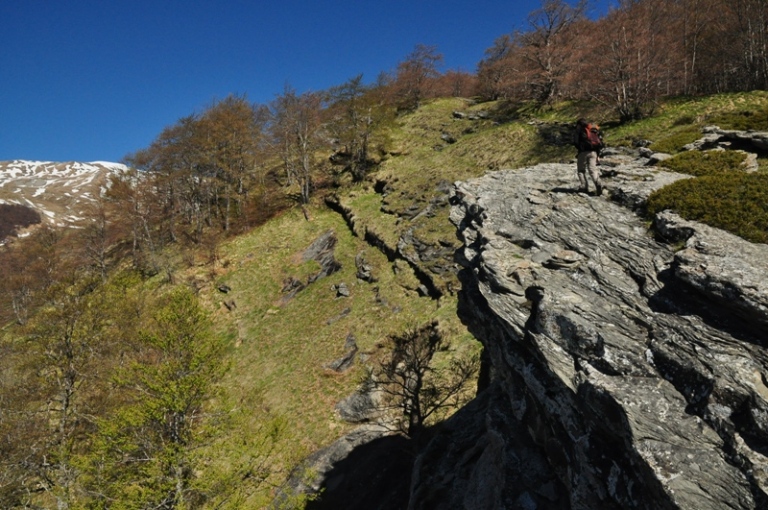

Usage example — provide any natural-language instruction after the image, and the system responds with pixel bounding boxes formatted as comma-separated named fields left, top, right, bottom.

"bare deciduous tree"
left=477, top=34, right=523, bottom=101
left=326, top=75, right=393, bottom=182
left=270, top=86, right=325, bottom=205
left=375, top=321, right=479, bottom=438
left=392, top=44, right=444, bottom=111
left=520, top=0, right=587, bottom=105
left=196, top=95, right=264, bottom=232
left=727, top=0, right=768, bottom=90
left=583, top=0, right=675, bottom=119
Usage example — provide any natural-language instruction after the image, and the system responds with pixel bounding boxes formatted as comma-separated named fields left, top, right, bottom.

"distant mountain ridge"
left=0, top=160, right=128, bottom=239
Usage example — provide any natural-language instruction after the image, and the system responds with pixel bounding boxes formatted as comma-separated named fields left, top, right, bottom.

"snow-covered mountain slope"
left=0, top=160, right=129, bottom=228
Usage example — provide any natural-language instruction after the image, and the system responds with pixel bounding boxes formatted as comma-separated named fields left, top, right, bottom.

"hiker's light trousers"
left=577, top=150, right=601, bottom=192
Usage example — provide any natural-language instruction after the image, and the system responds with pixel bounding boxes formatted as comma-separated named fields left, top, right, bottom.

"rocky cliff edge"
left=415, top=155, right=768, bottom=509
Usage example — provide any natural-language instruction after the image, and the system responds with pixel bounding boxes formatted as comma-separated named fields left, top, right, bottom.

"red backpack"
left=584, top=123, right=603, bottom=151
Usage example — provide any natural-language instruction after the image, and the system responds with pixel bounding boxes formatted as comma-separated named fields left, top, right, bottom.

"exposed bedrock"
left=420, top=161, right=768, bottom=509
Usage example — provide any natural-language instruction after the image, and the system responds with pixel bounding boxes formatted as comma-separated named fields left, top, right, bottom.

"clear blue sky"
left=1, top=0, right=614, bottom=163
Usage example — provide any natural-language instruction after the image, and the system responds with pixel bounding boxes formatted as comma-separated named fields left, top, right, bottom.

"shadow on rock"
left=304, top=434, right=414, bottom=510
left=649, top=268, right=765, bottom=347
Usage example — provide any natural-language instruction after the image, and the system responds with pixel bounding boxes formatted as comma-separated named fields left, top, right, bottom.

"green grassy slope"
left=4, top=88, right=768, bottom=508
left=199, top=206, right=478, bottom=507
left=336, top=97, right=577, bottom=295
left=195, top=91, right=768, bottom=507
left=608, top=90, right=768, bottom=157
left=197, top=97, right=560, bottom=506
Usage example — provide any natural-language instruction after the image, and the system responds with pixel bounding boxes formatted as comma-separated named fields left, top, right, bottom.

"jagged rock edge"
left=437, top=160, right=768, bottom=509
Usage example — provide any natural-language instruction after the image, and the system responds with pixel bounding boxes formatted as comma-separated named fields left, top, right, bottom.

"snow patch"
left=0, top=160, right=129, bottom=227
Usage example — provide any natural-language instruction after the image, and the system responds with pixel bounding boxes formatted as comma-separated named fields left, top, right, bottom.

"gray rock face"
left=685, top=126, right=768, bottom=152
left=425, top=160, right=768, bottom=509
left=304, top=230, right=342, bottom=282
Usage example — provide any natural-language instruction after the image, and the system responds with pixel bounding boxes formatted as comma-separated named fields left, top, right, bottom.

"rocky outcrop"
left=325, top=193, right=449, bottom=299
left=417, top=159, right=768, bottom=509
left=684, top=126, right=768, bottom=153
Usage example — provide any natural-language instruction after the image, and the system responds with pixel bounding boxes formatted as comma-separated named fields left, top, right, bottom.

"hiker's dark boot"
left=595, top=182, right=603, bottom=196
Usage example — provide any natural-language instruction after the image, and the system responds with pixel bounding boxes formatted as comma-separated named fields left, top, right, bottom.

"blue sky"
left=1, top=0, right=614, bottom=163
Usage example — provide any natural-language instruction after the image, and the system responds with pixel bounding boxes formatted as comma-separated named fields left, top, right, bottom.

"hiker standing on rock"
left=573, top=118, right=605, bottom=196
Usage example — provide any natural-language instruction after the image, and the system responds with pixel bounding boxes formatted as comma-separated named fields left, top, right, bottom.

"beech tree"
left=0, top=274, right=134, bottom=509
left=87, top=286, right=226, bottom=509
left=726, top=0, right=768, bottom=90
left=391, top=44, right=443, bottom=111
left=671, top=0, right=720, bottom=94
left=476, top=0, right=768, bottom=116
left=477, top=34, right=522, bottom=100
left=0, top=225, right=84, bottom=325
left=80, top=197, right=121, bottom=282
left=103, top=165, right=169, bottom=276
left=123, top=95, right=274, bottom=263
left=33, top=281, right=102, bottom=505
left=581, top=0, right=674, bottom=119
left=1, top=242, right=37, bottom=325
left=326, top=75, right=393, bottom=182
left=432, top=70, right=479, bottom=98
left=519, top=0, right=587, bottom=105
left=269, top=86, right=325, bottom=204
left=128, top=115, right=203, bottom=247
left=0, top=337, right=47, bottom=506
left=195, top=95, right=266, bottom=232
left=476, top=1, right=586, bottom=105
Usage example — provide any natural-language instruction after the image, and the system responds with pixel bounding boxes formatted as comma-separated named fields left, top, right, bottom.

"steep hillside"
left=252, top=93, right=768, bottom=508
left=3, top=92, right=768, bottom=509
left=190, top=97, right=585, bottom=506
left=196, top=159, right=483, bottom=508
left=326, top=97, right=577, bottom=297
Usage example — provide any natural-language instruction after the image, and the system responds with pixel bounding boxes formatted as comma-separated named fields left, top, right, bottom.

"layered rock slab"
left=425, top=161, right=768, bottom=509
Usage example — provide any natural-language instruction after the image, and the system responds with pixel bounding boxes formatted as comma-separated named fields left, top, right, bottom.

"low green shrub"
left=660, top=150, right=747, bottom=176
left=647, top=173, right=768, bottom=243
left=649, top=125, right=703, bottom=154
